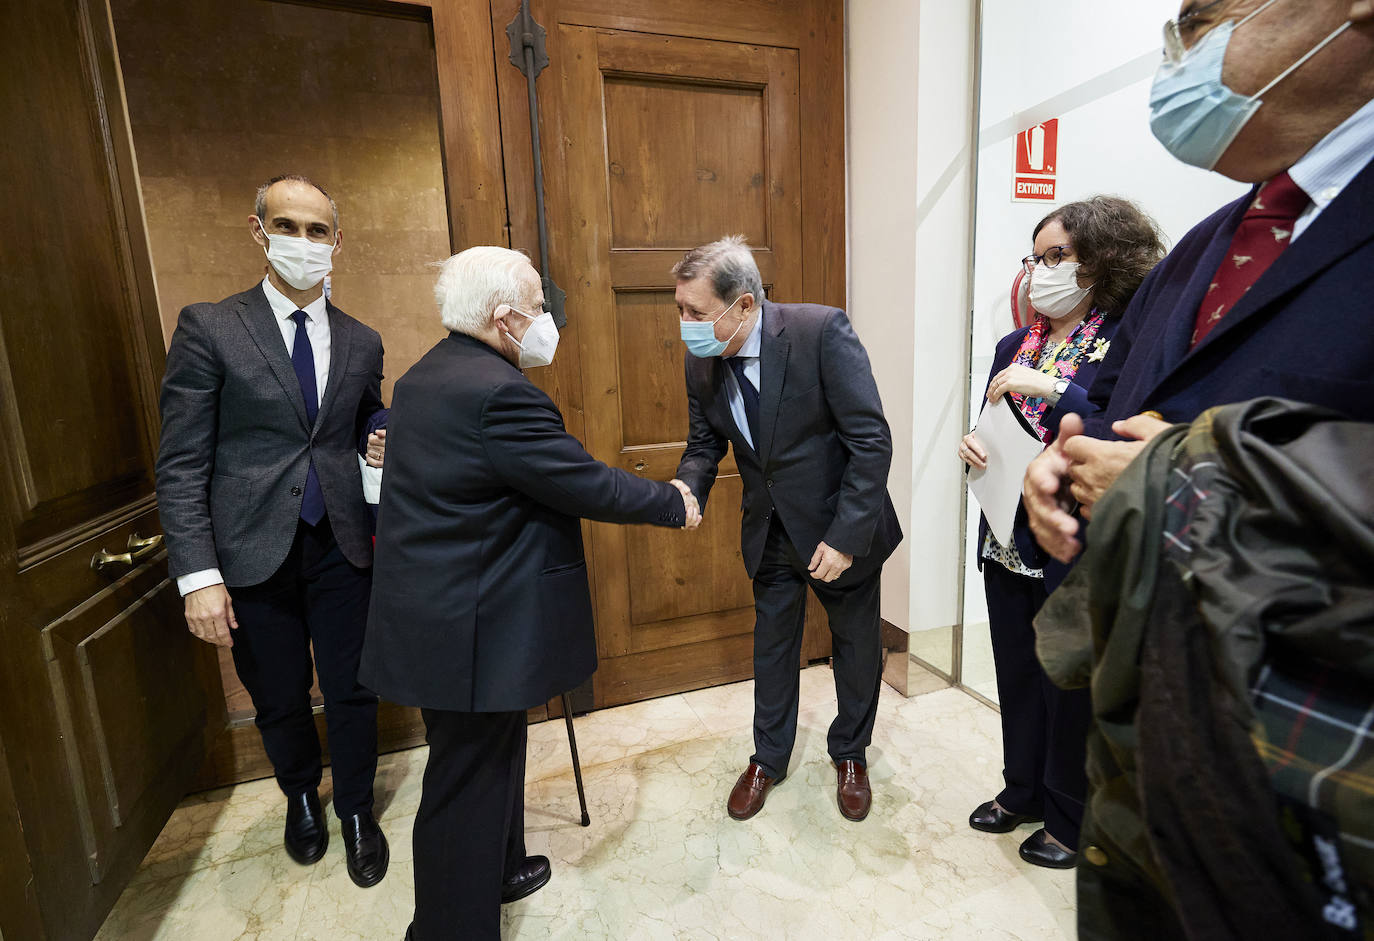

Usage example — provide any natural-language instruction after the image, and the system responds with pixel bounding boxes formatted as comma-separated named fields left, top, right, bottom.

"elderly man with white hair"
left=361, top=246, right=699, bottom=941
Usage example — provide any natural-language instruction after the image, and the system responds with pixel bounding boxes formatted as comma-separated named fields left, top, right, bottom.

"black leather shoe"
left=284, top=790, right=328, bottom=865
left=968, top=799, right=1043, bottom=833
left=342, top=812, right=390, bottom=888
left=501, top=855, right=551, bottom=904
left=1019, top=828, right=1078, bottom=869
left=404, top=926, right=415, bottom=941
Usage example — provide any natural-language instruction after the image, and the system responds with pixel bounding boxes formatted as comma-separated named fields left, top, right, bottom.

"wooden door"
left=489, top=0, right=847, bottom=708
left=0, top=1, right=220, bottom=939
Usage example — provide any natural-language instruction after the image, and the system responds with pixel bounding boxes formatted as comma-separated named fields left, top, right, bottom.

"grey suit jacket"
left=156, top=283, right=384, bottom=587
left=675, top=300, right=901, bottom=585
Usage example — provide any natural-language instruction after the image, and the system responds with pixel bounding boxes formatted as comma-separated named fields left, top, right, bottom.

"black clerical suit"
left=675, top=300, right=902, bottom=779
left=361, top=331, right=687, bottom=940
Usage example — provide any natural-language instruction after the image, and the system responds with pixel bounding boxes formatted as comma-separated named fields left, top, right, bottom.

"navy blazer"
left=1083, top=154, right=1374, bottom=436
left=973, top=315, right=1124, bottom=589
left=675, top=301, right=902, bottom=586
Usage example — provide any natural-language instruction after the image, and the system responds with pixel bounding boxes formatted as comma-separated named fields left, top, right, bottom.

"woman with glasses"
left=958, top=196, right=1165, bottom=868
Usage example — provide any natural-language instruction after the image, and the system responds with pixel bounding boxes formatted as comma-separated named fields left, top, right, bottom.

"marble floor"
left=97, top=663, right=1073, bottom=940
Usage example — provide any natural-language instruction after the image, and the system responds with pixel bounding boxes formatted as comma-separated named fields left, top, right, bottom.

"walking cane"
left=561, top=692, right=591, bottom=826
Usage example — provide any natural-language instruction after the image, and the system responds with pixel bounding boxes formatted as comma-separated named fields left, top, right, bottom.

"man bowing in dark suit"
left=361, top=246, right=700, bottom=941
left=156, top=175, right=390, bottom=887
left=673, top=236, right=902, bottom=824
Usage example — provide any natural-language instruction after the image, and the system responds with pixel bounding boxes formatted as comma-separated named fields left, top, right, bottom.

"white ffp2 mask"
left=500, top=305, right=560, bottom=368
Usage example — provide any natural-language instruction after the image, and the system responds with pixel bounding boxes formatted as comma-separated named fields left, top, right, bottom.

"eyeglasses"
left=1162, top=0, right=1226, bottom=64
left=1022, top=245, right=1073, bottom=274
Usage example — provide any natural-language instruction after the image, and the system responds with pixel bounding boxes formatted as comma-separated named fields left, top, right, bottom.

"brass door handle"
left=90, top=532, right=164, bottom=574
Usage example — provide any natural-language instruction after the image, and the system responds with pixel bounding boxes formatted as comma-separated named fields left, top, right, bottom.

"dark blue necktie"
left=290, top=310, right=326, bottom=526
left=727, top=356, right=761, bottom=449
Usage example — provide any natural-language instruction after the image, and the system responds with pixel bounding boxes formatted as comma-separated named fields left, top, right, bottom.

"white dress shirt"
left=1288, top=95, right=1374, bottom=243
left=176, top=279, right=332, bottom=597
left=721, top=310, right=764, bottom=450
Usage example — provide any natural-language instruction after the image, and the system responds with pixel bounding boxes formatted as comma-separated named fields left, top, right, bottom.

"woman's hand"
left=987, top=364, right=1056, bottom=402
left=957, top=431, right=988, bottom=470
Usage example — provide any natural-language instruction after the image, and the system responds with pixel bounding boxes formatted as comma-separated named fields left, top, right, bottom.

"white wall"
left=960, top=0, right=1248, bottom=639
left=845, top=0, right=919, bottom=633
left=848, top=0, right=979, bottom=652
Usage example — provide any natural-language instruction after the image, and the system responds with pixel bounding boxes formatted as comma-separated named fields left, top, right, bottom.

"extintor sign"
left=1013, top=119, right=1058, bottom=202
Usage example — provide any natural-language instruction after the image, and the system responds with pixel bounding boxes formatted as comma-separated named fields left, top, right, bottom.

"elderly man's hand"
left=669, top=478, right=702, bottom=530
left=1063, top=413, right=1171, bottom=519
left=365, top=428, right=386, bottom=468
left=184, top=583, right=238, bottom=647
left=808, top=541, right=852, bottom=583
left=1023, top=413, right=1085, bottom=564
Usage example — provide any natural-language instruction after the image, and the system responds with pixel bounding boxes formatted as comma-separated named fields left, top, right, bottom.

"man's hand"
left=1062, top=413, right=1171, bottom=519
left=185, top=583, right=238, bottom=647
left=365, top=428, right=386, bottom=468
left=669, top=478, right=702, bottom=530
left=957, top=431, right=988, bottom=470
left=987, top=364, right=1056, bottom=402
left=1023, top=413, right=1085, bottom=564
left=808, top=541, right=853, bottom=583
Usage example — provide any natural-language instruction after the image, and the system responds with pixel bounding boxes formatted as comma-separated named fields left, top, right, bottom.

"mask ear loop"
left=1247, top=21, right=1352, bottom=102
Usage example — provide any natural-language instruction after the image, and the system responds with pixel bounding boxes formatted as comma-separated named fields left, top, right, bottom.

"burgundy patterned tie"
left=1190, top=171, right=1309, bottom=349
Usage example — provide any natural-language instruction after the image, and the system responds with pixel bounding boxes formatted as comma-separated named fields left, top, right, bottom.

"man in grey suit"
left=155, top=175, right=390, bottom=887
left=673, top=236, right=902, bottom=823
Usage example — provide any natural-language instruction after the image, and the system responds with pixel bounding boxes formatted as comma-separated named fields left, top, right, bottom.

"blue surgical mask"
left=1149, top=6, right=1352, bottom=171
left=680, top=295, right=746, bottom=358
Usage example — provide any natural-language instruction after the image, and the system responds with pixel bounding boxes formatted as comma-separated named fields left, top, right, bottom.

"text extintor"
left=1013, top=119, right=1058, bottom=203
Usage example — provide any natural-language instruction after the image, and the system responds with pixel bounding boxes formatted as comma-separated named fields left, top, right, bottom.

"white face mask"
left=499, top=304, right=559, bottom=368
left=256, top=217, right=336, bottom=291
left=1028, top=261, right=1093, bottom=319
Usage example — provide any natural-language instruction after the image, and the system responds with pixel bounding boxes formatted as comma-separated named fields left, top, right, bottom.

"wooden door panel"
left=0, top=0, right=215, bottom=936
left=537, top=19, right=818, bottom=706
left=603, top=77, right=769, bottom=249
left=43, top=551, right=202, bottom=882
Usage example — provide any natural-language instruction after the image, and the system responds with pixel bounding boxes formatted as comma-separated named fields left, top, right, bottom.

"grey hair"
left=254, top=174, right=339, bottom=231
left=433, top=246, right=532, bottom=336
left=671, top=234, right=766, bottom=305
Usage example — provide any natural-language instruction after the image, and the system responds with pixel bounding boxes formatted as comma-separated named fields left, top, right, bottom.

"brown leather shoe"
left=727, top=762, right=782, bottom=820
left=835, top=760, right=871, bottom=821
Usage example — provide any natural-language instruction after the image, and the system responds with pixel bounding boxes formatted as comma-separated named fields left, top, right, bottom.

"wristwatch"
left=1049, top=378, right=1069, bottom=404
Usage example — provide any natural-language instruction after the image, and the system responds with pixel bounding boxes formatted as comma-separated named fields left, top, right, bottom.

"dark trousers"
left=750, top=517, right=883, bottom=779
left=412, top=709, right=527, bottom=941
left=983, top=560, right=1091, bottom=849
left=228, top=517, right=378, bottom=817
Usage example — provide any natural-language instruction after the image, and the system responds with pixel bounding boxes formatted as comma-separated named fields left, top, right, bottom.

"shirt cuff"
left=177, top=568, right=224, bottom=597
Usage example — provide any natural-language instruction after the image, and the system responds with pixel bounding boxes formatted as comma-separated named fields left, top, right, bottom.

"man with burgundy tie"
left=156, top=175, right=391, bottom=887
left=1017, top=2, right=1374, bottom=933
left=1025, top=0, right=1374, bottom=560
left=672, top=236, right=902, bottom=823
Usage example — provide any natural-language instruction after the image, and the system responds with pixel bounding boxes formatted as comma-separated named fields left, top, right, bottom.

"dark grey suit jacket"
left=675, top=300, right=901, bottom=585
left=361, top=333, right=685, bottom=712
left=156, top=283, right=384, bottom=587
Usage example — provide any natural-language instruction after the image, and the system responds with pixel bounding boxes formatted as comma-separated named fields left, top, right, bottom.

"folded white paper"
left=966, top=398, right=1045, bottom=548
left=359, top=455, right=383, bottom=505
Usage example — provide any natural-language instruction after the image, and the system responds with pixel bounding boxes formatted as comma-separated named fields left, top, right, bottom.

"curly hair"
left=1033, top=196, right=1166, bottom=318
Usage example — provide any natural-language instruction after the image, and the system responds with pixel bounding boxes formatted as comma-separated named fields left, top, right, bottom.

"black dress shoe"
left=1019, top=828, right=1078, bottom=869
left=968, top=799, right=1043, bottom=834
left=341, top=812, right=390, bottom=888
left=284, top=790, right=328, bottom=865
left=501, top=855, right=551, bottom=904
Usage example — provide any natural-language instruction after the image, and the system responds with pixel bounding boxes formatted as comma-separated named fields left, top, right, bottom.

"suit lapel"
left=756, top=301, right=788, bottom=465
left=236, top=285, right=309, bottom=430
left=315, top=301, right=352, bottom=431
left=1188, top=156, right=1374, bottom=361
left=703, top=357, right=756, bottom=459
left=1159, top=190, right=1255, bottom=371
